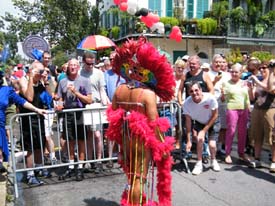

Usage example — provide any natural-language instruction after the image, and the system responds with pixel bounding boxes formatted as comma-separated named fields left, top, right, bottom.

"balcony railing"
left=228, top=25, right=275, bottom=39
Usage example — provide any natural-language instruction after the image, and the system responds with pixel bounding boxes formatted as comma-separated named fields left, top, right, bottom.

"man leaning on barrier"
left=55, top=58, right=92, bottom=181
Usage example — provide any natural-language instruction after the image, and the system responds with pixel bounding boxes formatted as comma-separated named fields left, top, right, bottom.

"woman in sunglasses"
left=248, top=60, right=275, bottom=173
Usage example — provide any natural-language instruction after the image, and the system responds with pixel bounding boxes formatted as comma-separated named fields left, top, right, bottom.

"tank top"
left=184, top=70, right=208, bottom=97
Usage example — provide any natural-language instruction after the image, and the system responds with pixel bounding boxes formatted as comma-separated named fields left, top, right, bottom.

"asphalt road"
left=10, top=146, right=275, bottom=206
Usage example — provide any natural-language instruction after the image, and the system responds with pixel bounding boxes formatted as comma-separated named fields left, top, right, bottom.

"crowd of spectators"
left=1, top=48, right=275, bottom=186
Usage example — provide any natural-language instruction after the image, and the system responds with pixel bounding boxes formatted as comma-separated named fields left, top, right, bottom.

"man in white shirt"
left=183, top=81, right=220, bottom=175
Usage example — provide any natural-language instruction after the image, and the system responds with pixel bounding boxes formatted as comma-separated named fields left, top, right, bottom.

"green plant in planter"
left=197, top=18, right=217, bottom=35
left=226, top=48, right=243, bottom=64
left=251, top=51, right=275, bottom=62
left=111, top=26, right=120, bottom=39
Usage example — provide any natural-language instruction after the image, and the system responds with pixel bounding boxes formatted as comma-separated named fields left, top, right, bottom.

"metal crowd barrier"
left=9, top=105, right=117, bottom=198
left=8, top=102, right=186, bottom=198
left=157, top=101, right=190, bottom=173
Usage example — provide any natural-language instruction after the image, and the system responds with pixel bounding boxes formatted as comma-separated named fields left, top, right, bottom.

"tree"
left=208, top=1, right=229, bottom=35
left=2, top=0, right=104, bottom=53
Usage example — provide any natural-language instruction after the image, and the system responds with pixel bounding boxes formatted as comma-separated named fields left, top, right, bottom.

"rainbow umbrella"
left=77, top=35, right=116, bottom=50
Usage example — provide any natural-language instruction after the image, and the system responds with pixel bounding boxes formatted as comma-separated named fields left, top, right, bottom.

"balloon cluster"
left=113, top=0, right=182, bottom=42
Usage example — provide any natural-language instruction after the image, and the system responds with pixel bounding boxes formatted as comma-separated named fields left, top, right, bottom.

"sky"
left=0, top=0, right=21, bottom=18
left=0, top=0, right=95, bottom=58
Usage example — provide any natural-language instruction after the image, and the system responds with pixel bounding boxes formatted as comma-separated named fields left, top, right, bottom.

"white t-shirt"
left=182, top=92, right=218, bottom=124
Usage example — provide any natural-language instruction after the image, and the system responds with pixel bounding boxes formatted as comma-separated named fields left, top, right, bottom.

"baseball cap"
left=182, top=55, right=189, bottom=61
left=201, top=62, right=210, bottom=69
left=95, top=62, right=104, bottom=68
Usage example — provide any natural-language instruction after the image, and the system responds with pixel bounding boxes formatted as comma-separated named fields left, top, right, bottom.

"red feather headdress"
left=112, top=37, right=176, bottom=102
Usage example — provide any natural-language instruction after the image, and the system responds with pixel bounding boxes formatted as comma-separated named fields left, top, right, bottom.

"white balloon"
left=127, top=7, right=137, bottom=15
left=155, top=22, right=164, bottom=34
left=150, top=22, right=158, bottom=32
left=127, top=0, right=138, bottom=11
left=159, top=27, right=165, bottom=34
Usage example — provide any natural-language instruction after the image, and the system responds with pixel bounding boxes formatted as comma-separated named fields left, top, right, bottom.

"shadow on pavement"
left=84, top=197, right=120, bottom=206
left=225, top=164, right=275, bottom=184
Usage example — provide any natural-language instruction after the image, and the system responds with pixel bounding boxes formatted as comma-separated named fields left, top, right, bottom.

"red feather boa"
left=106, top=106, right=174, bottom=206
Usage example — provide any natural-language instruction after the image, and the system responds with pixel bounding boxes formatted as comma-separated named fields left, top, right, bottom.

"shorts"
left=250, top=108, right=275, bottom=145
left=21, top=116, right=46, bottom=151
left=5, top=104, right=17, bottom=128
left=192, top=120, right=218, bottom=142
left=63, top=112, right=87, bottom=141
left=44, top=109, right=54, bottom=137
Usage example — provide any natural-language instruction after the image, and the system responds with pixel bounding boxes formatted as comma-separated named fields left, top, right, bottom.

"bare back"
left=112, top=84, right=158, bottom=121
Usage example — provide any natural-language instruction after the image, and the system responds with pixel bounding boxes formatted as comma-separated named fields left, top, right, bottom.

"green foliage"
left=208, top=1, right=229, bottom=35
left=197, top=18, right=217, bottom=35
left=259, top=10, right=275, bottom=27
left=226, top=48, right=243, bottom=64
left=99, top=28, right=109, bottom=37
left=160, top=17, right=179, bottom=27
left=230, top=6, right=246, bottom=26
left=52, top=50, right=69, bottom=68
left=111, top=26, right=120, bottom=39
left=246, top=0, right=262, bottom=25
left=135, top=22, right=146, bottom=33
left=251, top=51, right=275, bottom=62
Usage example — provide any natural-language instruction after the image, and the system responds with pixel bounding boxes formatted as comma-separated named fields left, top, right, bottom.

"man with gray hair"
left=208, top=54, right=231, bottom=156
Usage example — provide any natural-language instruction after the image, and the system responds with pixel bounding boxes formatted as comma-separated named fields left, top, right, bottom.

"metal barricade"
left=9, top=105, right=117, bottom=198
left=157, top=101, right=191, bottom=173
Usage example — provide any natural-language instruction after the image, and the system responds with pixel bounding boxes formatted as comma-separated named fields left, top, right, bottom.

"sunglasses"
left=259, top=66, right=268, bottom=70
left=85, top=62, right=94, bottom=66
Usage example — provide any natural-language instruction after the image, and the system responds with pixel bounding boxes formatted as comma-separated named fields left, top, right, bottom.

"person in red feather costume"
left=106, top=37, right=176, bottom=206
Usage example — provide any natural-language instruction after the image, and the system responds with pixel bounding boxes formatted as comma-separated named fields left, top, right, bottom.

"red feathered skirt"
left=106, top=106, right=174, bottom=206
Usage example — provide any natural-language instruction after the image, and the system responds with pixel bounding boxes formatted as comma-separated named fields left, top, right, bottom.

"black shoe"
left=76, top=169, right=84, bottom=181
left=94, top=163, right=103, bottom=174
left=202, top=156, right=209, bottom=164
left=65, top=168, right=73, bottom=178
left=106, top=161, right=114, bottom=169
left=0, top=163, right=7, bottom=173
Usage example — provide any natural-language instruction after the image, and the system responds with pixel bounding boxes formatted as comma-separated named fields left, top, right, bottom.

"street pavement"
left=8, top=146, right=275, bottom=206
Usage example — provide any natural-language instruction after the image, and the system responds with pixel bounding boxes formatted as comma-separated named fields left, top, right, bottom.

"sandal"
left=225, top=155, right=232, bottom=164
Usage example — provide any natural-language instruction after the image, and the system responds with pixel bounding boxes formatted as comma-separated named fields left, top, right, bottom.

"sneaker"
left=76, top=169, right=84, bottom=181
left=248, top=159, right=262, bottom=168
left=36, top=169, right=52, bottom=178
left=27, top=175, right=44, bottom=186
left=211, top=159, right=220, bottom=172
left=270, top=162, right=275, bottom=173
left=217, top=149, right=226, bottom=156
left=192, top=161, right=203, bottom=175
left=51, top=157, right=58, bottom=165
